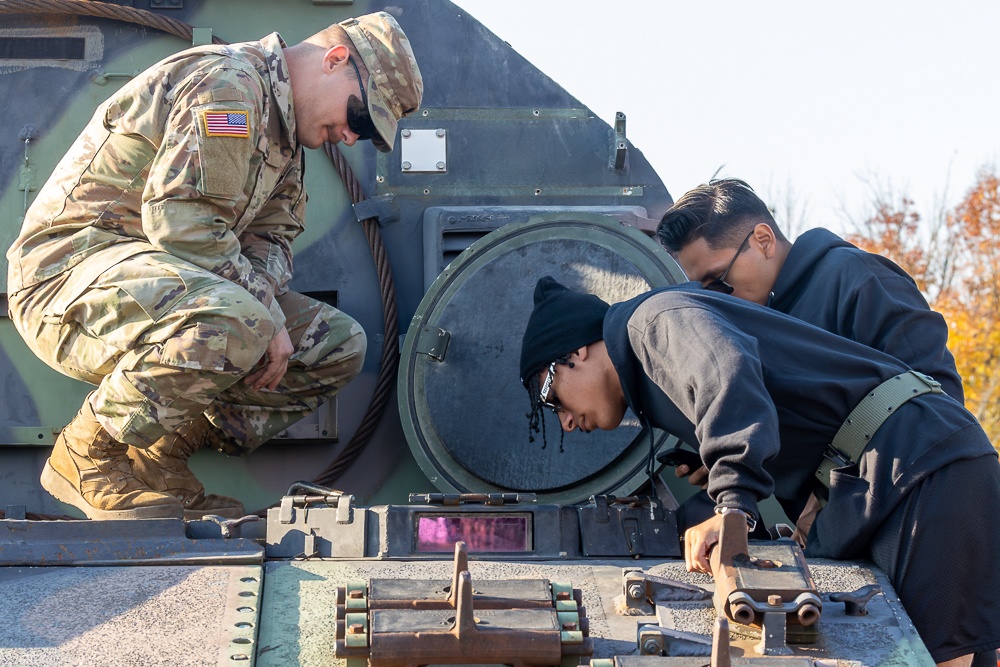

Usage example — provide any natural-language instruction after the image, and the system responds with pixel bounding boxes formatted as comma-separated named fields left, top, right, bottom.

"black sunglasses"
left=704, top=229, right=754, bottom=295
left=539, top=361, right=563, bottom=413
left=346, top=56, right=379, bottom=141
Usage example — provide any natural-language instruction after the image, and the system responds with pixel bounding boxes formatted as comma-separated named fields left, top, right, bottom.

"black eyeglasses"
left=704, top=229, right=753, bottom=295
left=346, top=56, right=378, bottom=141
left=539, top=361, right=563, bottom=413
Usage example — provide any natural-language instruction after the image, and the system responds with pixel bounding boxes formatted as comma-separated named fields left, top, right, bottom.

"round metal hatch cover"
left=399, top=214, right=687, bottom=504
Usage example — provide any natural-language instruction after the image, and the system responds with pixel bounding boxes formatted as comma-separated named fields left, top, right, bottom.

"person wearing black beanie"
left=517, top=275, right=1000, bottom=667
left=519, top=276, right=624, bottom=451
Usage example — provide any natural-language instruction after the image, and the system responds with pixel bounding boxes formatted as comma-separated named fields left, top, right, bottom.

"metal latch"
left=415, top=326, right=450, bottom=362
left=266, top=481, right=365, bottom=559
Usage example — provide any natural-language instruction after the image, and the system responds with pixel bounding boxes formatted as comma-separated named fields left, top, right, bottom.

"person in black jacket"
left=519, top=275, right=1000, bottom=667
left=655, top=178, right=963, bottom=402
left=655, top=178, right=964, bottom=539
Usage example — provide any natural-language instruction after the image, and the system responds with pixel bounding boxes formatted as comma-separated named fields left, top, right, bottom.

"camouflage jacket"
left=6, top=33, right=305, bottom=330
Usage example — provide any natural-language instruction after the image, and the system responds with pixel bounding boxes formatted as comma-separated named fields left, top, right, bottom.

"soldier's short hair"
left=656, top=178, right=784, bottom=253
left=303, top=25, right=364, bottom=67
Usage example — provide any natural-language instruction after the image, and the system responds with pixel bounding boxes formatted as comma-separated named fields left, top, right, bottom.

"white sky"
left=454, top=0, right=1000, bottom=236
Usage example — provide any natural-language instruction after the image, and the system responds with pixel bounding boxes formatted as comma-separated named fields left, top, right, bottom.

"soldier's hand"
left=246, top=326, right=294, bottom=391
left=675, top=464, right=709, bottom=489
left=684, top=513, right=724, bottom=575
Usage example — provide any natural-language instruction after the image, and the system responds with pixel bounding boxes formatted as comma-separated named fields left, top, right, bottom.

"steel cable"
left=313, top=142, right=399, bottom=487
left=0, top=0, right=225, bottom=44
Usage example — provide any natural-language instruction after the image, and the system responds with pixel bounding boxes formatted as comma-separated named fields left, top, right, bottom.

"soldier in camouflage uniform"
left=5, top=12, right=423, bottom=520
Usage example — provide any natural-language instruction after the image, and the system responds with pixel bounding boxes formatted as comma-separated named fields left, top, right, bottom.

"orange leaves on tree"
left=850, top=167, right=1000, bottom=447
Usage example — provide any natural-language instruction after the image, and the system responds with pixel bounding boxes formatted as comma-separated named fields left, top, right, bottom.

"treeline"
left=843, top=167, right=1000, bottom=447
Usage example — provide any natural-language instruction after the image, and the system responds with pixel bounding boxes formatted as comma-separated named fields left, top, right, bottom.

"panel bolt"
left=641, top=638, right=662, bottom=655
left=627, top=583, right=645, bottom=600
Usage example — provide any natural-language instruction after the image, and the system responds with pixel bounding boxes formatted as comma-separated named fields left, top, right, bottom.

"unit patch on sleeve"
left=202, top=110, right=250, bottom=137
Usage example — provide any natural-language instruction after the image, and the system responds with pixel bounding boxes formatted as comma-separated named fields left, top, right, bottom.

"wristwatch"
left=714, top=506, right=757, bottom=533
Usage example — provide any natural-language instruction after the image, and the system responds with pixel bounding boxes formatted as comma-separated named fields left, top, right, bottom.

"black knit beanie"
left=519, top=276, right=610, bottom=386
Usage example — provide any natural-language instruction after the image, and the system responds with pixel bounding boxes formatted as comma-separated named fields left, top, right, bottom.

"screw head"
left=401, top=129, right=411, bottom=138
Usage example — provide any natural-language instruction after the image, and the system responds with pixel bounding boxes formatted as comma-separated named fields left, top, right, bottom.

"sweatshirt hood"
left=770, top=228, right=855, bottom=310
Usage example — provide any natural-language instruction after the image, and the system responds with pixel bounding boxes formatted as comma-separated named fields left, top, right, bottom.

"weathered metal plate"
left=0, top=517, right=264, bottom=566
left=733, top=542, right=814, bottom=593
left=369, top=577, right=552, bottom=606
left=371, top=607, right=558, bottom=632
left=257, top=557, right=933, bottom=667
left=0, top=564, right=262, bottom=666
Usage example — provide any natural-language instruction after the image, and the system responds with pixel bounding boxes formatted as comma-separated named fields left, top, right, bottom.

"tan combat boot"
left=128, top=414, right=245, bottom=520
left=40, top=400, right=184, bottom=520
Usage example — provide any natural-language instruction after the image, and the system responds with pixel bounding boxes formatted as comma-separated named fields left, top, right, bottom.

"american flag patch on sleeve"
left=203, top=110, right=250, bottom=137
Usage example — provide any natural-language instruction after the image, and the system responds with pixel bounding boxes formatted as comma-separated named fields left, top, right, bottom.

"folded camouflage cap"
left=340, top=12, right=423, bottom=152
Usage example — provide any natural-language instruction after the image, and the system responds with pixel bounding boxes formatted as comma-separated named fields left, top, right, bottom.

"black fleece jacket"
left=603, top=284, right=991, bottom=558
left=770, top=228, right=963, bottom=402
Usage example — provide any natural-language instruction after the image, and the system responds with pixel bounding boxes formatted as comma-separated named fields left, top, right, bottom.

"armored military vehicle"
left=0, top=1, right=937, bottom=665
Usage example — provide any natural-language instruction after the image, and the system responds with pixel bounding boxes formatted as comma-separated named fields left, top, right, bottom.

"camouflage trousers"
left=8, top=251, right=366, bottom=452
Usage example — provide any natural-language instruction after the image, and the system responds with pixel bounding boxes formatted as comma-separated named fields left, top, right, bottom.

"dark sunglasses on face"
left=346, top=56, right=379, bottom=141
left=703, top=229, right=754, bottom=295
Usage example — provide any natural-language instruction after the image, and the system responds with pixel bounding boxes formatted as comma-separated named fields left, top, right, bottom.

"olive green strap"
left=815, top=371, right=944, bottom=491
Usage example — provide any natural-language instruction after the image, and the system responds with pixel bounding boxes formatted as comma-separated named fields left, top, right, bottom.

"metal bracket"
left=636, top=624, right=712, bottom=657
left=610, top=111, right=628, bottom=171
left=621, top=569, right=711, bottom=615
left=407, top=492, right=536, bottom=506
left=191, top=27, right=213, bottom=46
left=353, top=193, right=399, bottom=224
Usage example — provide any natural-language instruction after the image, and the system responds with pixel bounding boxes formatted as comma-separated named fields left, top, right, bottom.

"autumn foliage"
left=844, top=167, right=1000, bottom=448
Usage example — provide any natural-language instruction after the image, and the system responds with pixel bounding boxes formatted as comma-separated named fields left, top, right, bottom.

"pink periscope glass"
left=415, top=514, right=531, bottom=553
